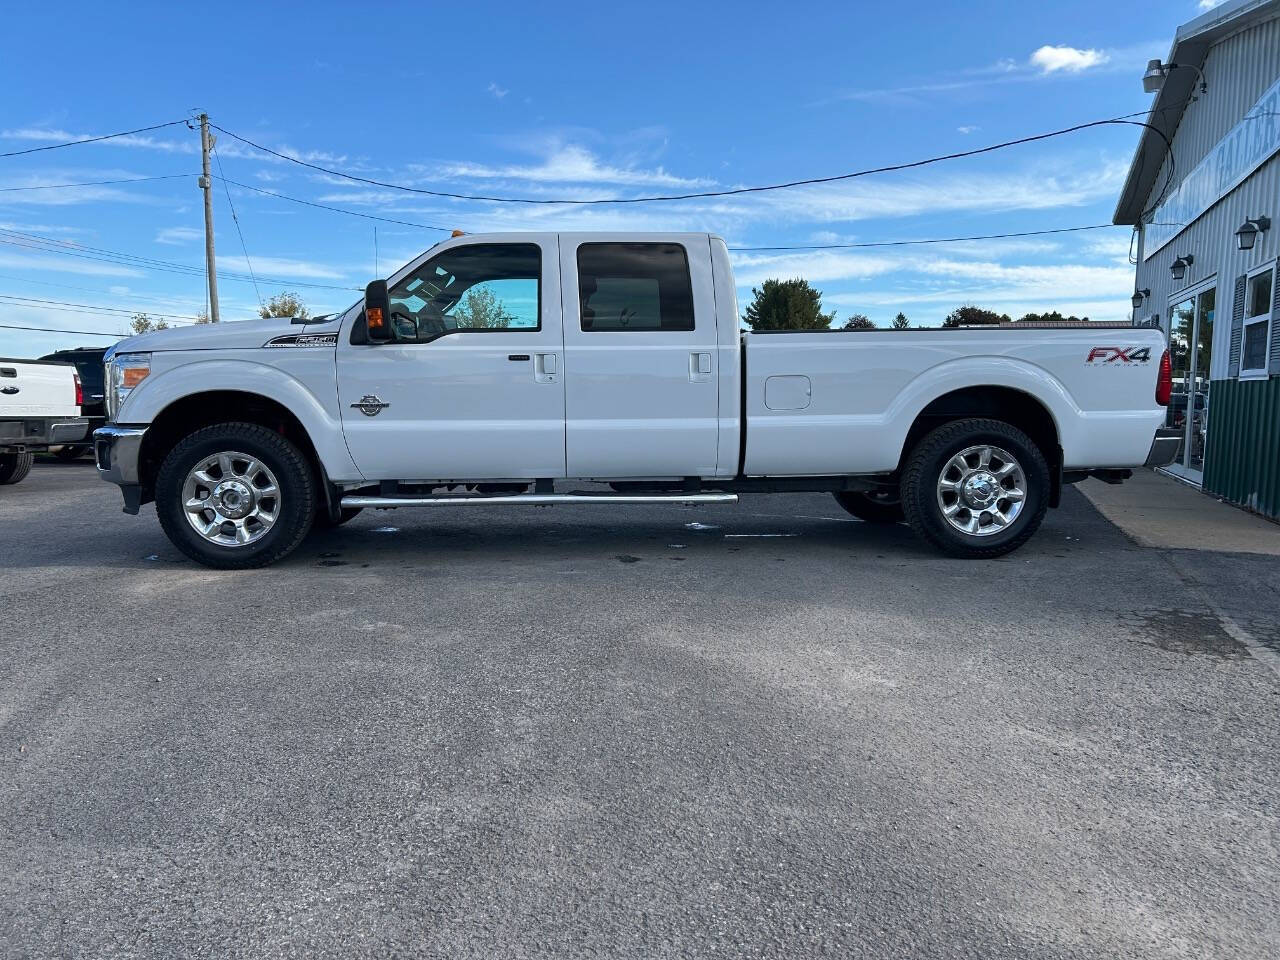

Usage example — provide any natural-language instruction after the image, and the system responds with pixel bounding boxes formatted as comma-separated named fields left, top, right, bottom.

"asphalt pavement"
left=2, top=461, right=1278, bottom=959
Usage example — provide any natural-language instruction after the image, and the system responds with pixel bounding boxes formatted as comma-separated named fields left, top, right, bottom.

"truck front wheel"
left=0, top=451, right=34, bottom=485
left=900, top=418, right=1048, bottom=559
left=155, top=422, right=316, bottom=569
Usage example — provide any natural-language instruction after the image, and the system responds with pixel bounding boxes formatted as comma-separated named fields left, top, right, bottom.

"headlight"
left=106, top=353, right=150, bottom=421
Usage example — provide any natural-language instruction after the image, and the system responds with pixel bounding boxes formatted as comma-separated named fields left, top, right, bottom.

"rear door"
left=336, top=236, right=565, bottom=480
left=559, top=236, right=720, bottom=477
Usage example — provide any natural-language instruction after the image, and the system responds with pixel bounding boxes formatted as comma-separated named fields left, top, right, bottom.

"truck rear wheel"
left=833, top=489, right=904, bottom=523
left=900, top=418, right=1048, bottom=559
left=0, top=451, right=34, bottom=485
left=155, top=422, right=315, bottom=569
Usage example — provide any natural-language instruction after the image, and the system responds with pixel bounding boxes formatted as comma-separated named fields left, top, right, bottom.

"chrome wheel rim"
left=936, top=444, right=1026, bottom=537
left=182, top=451, right=280, bottom=547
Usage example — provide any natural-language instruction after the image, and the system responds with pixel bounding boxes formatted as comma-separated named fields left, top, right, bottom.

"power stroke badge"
left=351, top=395, right=390, bottom=417
left=264, top=333, right=339, bottom=348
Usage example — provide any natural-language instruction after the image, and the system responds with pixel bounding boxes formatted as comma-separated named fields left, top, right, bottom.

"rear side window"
left=577, top=243, right=694, bottom=331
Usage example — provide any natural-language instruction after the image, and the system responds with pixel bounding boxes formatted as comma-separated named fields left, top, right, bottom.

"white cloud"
left=1029, top=45, right=1109, bottom=74
left=487, top=82, right=509, bottom=99
left=421, top=143, right=713, bottom=189
left=957, top=125, right=980, bottom=135
left=154, top=226, right=201, bottom=245
left=1198, top=1, right=1224, bottom=9
left=231, top=255, right=346, bottom=280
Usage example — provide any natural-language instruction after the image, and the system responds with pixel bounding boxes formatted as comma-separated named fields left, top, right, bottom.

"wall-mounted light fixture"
left=1131, top=288, right=1151, bottom=310
left=1143, top=59, right=1208, bottom=95
left=1170, top=255, right=1194, bottom=281
left=1236, top=216, right=1271, bottom=251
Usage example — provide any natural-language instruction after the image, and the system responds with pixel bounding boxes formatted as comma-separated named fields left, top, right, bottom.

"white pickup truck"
left=94, top=232, right=1177, bottom=568
left=1, top=358, right=88, bottom=486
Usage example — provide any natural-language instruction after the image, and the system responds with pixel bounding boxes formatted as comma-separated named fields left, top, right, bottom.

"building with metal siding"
left=1115, top=0, right=1280, bottom=519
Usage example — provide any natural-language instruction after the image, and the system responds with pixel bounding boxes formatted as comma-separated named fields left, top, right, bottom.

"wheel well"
left=899, top=386, right=1062, bottom=481
left=137, top=391, right=324, bottom=504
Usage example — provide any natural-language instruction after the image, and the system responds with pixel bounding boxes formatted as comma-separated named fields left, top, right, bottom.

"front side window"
left=385, top=243, right=540, bottom=342
left=1242, top=267, right=1274, bottom=374
left=577, top=243, right=694, bottom=331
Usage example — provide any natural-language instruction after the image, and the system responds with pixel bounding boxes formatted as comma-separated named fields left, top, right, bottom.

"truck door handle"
left=1, top=386, right=17, bottom=395
left=534, top=353, right=558, bottom=383
left=508, top=354, right=530, bottom=361
left=689, top=352, right=713, bottom=381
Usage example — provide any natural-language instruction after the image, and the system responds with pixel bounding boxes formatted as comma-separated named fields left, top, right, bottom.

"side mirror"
left=364, top=279, right=392, bottom=343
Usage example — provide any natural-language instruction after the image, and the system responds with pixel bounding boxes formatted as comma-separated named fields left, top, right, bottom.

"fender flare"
left=121, top=358, right=362, bottom=481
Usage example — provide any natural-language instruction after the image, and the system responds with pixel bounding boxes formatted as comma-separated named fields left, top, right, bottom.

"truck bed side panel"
left=741, top=328, right=1168, bottom=475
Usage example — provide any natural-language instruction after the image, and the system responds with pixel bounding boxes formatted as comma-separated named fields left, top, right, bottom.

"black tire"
left=54, top=444, right=90, bottom=461
left=314, top=506, right=362, bottom=528
left=0, top=451, right=34, bottom=485
left=900, top=418, right=1049, bottom=559
left=833, top=489, right=905, bottom=523
left=155, top=422, right=315, bottom=569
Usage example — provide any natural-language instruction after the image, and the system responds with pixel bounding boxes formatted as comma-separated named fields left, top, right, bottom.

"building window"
left=1241, top=265, right=1274, bottom=376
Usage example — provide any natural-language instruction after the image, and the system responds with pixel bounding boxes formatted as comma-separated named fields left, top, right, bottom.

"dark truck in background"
left=38, top=347, right=107, bottom=460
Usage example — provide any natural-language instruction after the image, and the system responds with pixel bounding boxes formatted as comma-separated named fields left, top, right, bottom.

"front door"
left=337, top=238, right=566, bottom=480
left=1165, top=283, right=1215, bottom=481
left=559, top=237, right=721, bottom=478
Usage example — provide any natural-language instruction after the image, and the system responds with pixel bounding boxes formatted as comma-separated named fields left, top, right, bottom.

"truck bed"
left=741, top=326, right=1168, bottom=476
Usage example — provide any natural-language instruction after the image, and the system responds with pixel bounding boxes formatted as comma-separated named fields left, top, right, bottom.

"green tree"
left=742, top=278, right=835, bottom=331
left=942, top=305, right=1011, bottom=328
left=259, top=292, right=310, bottom=320
left=452, top=286, right=511, bottom=329
left=891, top=312, right=910, bottom=330
left=130, top=312, right=169, bottom=334
left=841, top=313, right=876, bottom=330
left=1016, top=311, right=1089, bottom=324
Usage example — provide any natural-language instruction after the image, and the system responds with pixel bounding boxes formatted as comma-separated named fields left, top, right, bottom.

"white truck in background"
left=93, top=232, right=1178, bottom=568
left=0, top=358, right=88, bottom=486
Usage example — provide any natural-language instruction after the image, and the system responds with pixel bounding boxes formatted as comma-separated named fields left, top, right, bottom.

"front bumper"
left=0, top=416, right=89, bottom=450
left=94, top=425, right=147, bottom=512
left=1145, top=428, right=1183, bottom=467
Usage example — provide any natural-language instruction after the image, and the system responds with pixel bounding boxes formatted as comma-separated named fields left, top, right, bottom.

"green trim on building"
left=1202, top=376, right=1280, bottom=519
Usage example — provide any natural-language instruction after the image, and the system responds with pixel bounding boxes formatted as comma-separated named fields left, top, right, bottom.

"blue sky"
left=0, top=1, right=1221, bottom=356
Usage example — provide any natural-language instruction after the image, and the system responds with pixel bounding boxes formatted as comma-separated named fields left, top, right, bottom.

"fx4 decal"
left=1086, top=346, right=1152, bottom=364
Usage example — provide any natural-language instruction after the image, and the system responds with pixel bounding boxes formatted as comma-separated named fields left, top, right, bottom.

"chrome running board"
left=340, top=492, right=739, bottom=508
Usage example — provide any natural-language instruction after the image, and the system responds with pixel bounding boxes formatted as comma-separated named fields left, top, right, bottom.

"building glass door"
left=1165, top=285, right=1214, bottom=481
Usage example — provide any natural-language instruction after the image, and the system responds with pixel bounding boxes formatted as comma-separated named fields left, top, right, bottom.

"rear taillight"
left=74, top=372, right=83, bottom=407
left=1155, top=349, right=1172, bottom=406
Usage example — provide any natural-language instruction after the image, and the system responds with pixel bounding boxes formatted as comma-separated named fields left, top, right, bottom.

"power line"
left=0, top=228, right=360, bottom=292
left=728, top=223, right=1118, bottom=252
left=0, top=120, right=189, bottom=158
left=0, top=272, right=207, bottom=310
left=212, top=146, right=262, bottom=305
left=0, top=174, right=192, bottom=192
left=215, top=175, right=453, bottom=231
left=0, top=322, right=122, bottom=338
left=211, top=108, right=1170, bottom=206
left=0, top=293, right=203, bottom=323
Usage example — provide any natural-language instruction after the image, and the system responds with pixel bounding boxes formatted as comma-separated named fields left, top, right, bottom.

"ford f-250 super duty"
left=1, top=358, right=88, bottom=486
left=93, top=232, right=1178, bottom=569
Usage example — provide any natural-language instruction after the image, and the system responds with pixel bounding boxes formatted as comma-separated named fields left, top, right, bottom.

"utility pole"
left=197, top=113, right=221, bottom=323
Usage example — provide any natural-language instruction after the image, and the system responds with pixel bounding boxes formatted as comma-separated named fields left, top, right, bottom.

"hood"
left=113, top=315, right=343, bottom=354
